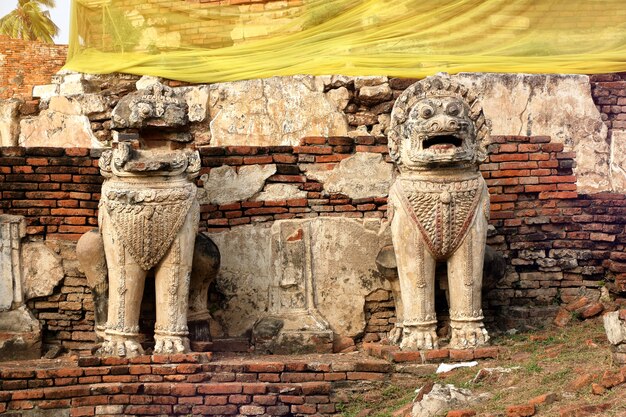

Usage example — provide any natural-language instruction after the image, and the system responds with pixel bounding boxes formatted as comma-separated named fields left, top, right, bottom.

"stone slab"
left=208, top=76, right=348, bottom=146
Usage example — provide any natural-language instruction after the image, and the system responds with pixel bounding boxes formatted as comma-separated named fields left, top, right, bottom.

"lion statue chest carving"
left=387, top=75, right=491, bottom=350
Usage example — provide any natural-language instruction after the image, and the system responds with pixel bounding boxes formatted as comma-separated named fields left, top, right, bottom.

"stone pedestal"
left=0, top=215, right=42, bottom=361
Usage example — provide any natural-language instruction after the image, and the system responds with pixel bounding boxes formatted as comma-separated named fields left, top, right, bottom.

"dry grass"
left=339, top=318, right=626, bottom=416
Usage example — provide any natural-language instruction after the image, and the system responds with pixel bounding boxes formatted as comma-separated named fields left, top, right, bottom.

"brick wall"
left=0, top=353, right=392, bottom=416
left=2, top=134, right=626, bottom=350
left=0, top=35, right=67, bottom=100
left=590, top=72, right=626, bottom=133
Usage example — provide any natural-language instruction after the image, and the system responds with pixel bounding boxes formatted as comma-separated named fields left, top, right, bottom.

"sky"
left=0, top=0, right=71, bottom=45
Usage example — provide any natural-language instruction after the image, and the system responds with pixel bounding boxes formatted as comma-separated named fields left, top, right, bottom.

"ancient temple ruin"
left=1, top=40, right=626, bottom=417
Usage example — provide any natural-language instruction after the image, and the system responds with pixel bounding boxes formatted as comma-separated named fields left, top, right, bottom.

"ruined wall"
left=0, top=35, right=67, bottom=100
left=2, top=135, right=625, bottom=351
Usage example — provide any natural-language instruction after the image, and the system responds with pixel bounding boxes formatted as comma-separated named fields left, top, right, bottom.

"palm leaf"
left=0, top=0, right=59, bottom=44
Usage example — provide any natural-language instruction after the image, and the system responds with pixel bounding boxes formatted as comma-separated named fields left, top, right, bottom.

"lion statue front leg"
left=389, top=193, right=439, bottom=350
left=447, top=188, right=490, bottom=349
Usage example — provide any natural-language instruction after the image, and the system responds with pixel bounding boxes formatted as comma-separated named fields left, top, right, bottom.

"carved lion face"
left=389, top=75, right=489, bottom=171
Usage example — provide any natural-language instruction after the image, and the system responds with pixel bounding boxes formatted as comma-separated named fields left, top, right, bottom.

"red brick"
left=192, top=404, right=238, bottom=414
left=423, top=349, right=449, bottom=361
left=600, top=369, right=625, bottom=388
left=281, top=372, right=324, bottom=383
left=506, top=404, right=535, bottom=417
left=39, top=399, right=71, bottom=409
left=490, top=153, right=529, bottom=162
left=474, top=346, right=499, bottom=359
left=170, top=383, right=196, bottom=396
left=228, top=394, right=251, bottom=404
left=591, top=382, right=606, bottom=395
left=324, top=372, right=346, bottom=381
left=558, top=403, right=611, bottom=417
left=11, top=389, right=44, bottom=400
left=567, top=373, right=595, bottom=391
left=303, top=136, right=327, bottom=145
left=124, top=405, right=173, bottom=415
left=44, top=386, right=90, bottom=399
left=291, top=403, right=316, bottom=414
left=541, top=143, right=564, bottom=152
left=1, top=369, right=36, bottom=379
left=258, top=373, right=280, bottom=382
left=197, top=382, right=242, bottom=394
left=70, top=406, right=95, bottom=416
left=253, top=394, right=277, bottom=405
left=446, top=410, right=477, bottom=417
left=273, top=154, right=297, bottom=164
left=300, top=381, right=331, bottom=395
left=279, top=395, right=305, bottom=404
left=128, top=365, right=151, bottom=375
left=450, top=349, right=474, bottom=361
left=178, top=396, right=202, bottom=405
left=176, top=363, right=201, bottom=374
left=346, top=372, right=385, bottom=381
left=203, top=395, right=228, bottom=405
left=293, top=146, right=333, bottom=155
left=539, top=191, right=578, bottom=200
left=267, top=174, right=307, bottom=183
left=529, top=393, right=558, bottom=406
left=242, top=383, right=266, bottom=394
left=243, top=156, right=273, bottom=164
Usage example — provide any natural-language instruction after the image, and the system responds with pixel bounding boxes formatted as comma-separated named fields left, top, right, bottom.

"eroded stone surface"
left=455, top=73, right=608, bottom=193
left=0, top=98, right=22, bottom=146
left=178, top=85, right=210, bottom=122
left=22, top=242, right=64, bottom=301
left=604, top=311, right=626, bottom=345
left=19, top=109, right=100, bottom=148
left=0, top=305, right=42, bottom=361
left=411, top=384, right=485, bottom=417
left=208, top=218, right=390, bottom=338
left=208, top=76, right=348, bottom=146
left=610, top=129, right=626, bottom=192
left=199, top=164, right=277, bottom=205
left=303, top=152, right=393, bottom=199
left=252, top=183, right=307, bottom=202
left=0, top=215, right=26, bottom=311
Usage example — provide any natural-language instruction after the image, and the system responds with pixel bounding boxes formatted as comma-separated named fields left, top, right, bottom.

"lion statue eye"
left=446, top=102, right=461, bottom=116
left=419, top=104, right=434, bottom=119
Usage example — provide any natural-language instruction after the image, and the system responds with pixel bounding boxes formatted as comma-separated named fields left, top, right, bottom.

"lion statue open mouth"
left=387, top=75, right=491, bottom=350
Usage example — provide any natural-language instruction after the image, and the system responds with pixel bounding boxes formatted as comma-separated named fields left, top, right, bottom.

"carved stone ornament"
left=387, top=74, right=491, bottom=350
left=78, top=83, right=215, bottom=357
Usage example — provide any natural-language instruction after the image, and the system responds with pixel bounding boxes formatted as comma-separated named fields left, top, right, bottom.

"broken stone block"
left=32, top=83, right=59, bottom=100
left=302, top=152, right=393, bottom=199
left=22, top=241, right=64, bottom=301
left=603, top=311, right=626, bottom=345
left=208, top=76, right=348, bottom=146
left=358, top=83, right=393, bottom=104
left=354, top=76, right=388, bottom=89
left=0, top=305, right=42, bottom=361
left=0, top=98, right=22, bottom=146
left=199, top=164, right=277, bottom=206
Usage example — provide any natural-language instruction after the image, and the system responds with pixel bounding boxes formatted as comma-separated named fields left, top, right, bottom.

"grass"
left=339, top=319, right=626, bottom=416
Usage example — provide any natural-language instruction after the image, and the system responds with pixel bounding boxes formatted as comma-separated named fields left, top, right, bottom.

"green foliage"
left=0, top=0, right=59, bottom=44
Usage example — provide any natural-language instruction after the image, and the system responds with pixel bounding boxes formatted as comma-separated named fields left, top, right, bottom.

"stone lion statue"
left=387, top=74, right=491, bottom=350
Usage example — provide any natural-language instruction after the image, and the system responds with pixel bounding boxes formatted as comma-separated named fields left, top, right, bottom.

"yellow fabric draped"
left=64, top=0, right=626, bottom=83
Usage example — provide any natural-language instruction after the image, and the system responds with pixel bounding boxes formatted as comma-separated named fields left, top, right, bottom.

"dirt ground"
left=338, top=318, right=626, bottom=417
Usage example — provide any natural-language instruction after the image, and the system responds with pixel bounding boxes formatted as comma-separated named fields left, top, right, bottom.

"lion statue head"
left=388, top=75, right=490, bottom=171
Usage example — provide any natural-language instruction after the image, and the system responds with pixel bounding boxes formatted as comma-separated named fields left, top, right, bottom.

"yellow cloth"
left=65, top=0, right=626, bottom=83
